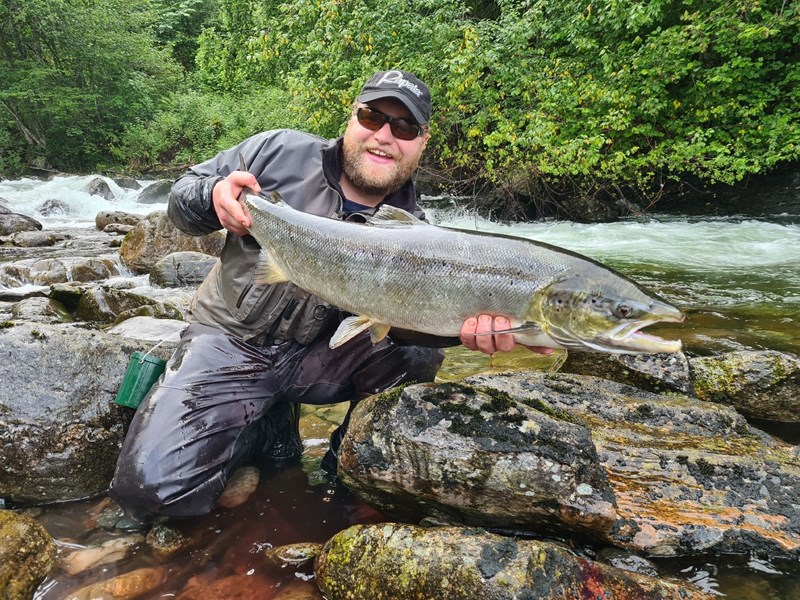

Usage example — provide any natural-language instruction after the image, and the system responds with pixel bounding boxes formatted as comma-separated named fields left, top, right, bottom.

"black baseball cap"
left=357, top=70, right=431, bottom=126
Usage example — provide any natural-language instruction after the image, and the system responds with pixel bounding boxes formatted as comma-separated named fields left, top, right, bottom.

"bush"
left=116, top=87, right=306, bottom=170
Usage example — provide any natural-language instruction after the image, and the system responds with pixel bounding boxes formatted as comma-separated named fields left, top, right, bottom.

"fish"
left=241, top=190, right=684, bottom=354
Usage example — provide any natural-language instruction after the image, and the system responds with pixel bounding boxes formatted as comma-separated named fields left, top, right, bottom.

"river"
left=1, top=175, right=798, bottom=598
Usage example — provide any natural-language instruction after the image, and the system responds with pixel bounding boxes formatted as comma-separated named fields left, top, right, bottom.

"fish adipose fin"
left=367, top=205, right=430, bottom=228
left=253, top=248, right=289, bottom=285
left=329, top=316, right=391, bottom=349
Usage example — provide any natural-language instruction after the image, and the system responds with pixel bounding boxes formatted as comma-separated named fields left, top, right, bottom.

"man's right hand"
left=212, top=171, right=260, bottom=235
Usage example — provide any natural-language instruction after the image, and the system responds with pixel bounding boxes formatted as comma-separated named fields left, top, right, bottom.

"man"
left=109, top=70, right=544, bottom=522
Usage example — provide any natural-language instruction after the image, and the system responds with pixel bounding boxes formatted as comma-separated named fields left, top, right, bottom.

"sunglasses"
left=355, top=106, right=424, bottom=141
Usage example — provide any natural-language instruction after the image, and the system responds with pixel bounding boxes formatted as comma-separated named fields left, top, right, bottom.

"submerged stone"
left=0, top=510, right=57, bottom=600
left=315, top=523, right=713, bottom=600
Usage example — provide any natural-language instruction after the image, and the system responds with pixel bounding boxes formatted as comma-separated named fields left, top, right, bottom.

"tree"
left=0, top=0, right=181, bottom=171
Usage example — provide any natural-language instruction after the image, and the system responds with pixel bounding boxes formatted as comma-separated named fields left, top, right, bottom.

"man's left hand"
left=460, top=314, right=554, bottom=356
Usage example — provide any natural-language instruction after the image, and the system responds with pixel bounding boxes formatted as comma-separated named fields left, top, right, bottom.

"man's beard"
left=342, top=137, right=421, bottom=198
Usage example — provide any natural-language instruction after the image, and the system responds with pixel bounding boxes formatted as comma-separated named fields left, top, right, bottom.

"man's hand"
left=460, top=314, right=554, bottom=356
left=212, top=171, right=260, bottom=236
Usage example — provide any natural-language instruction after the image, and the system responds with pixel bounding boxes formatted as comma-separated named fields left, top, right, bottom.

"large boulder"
left=339, top=373, right=800, bottom=559
left=0, top=510, right=57, bottom=600
left=88, top=177, right=114, bottom=201
left=315, top=524, right=713, bottom=600
left=119, top=211, right=224, bottom=273
left=149, top=252, right=217, bottom=288
left=560, top=350, right=693, bottom=395
left=95, top=211, right=143, bottom=230
left=137, top=180, right=172, bottom=204
left=0, top=213, right=42, bottom=236
left=0, top=321, right=178, bottom=504
left=690, top=350, right=800, bottom=422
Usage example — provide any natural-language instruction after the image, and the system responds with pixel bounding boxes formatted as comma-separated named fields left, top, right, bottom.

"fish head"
left=530, top=273, right=684, bottom=354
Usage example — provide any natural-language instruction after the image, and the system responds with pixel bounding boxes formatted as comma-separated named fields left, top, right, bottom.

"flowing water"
left=1, top=176, right=798, bottom=598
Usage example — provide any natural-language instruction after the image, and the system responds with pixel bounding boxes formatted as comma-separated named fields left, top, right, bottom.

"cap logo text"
left=377, top=70, right=423, bottom=98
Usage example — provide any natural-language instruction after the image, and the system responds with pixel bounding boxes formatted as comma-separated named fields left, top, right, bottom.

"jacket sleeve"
left=167, top=133, right=274, bottom=236
left=389, top=328, right=462, bottom=348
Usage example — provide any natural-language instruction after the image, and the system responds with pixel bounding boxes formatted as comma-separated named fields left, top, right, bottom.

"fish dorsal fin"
left=253, top=248, right=290, bottom=285
left=367, top=205, right=429, bottom=227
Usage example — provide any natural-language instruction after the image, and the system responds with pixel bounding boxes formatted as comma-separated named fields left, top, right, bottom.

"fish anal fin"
left=329, top=315, right=373, bottom=349
left=253, top=249, right=289, bottom=285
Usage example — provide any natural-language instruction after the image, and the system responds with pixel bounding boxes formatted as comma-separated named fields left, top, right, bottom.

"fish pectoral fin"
left=329, top=315, right=374, bottom=349
left=269, top=191, right=286, bottom=205
left=368, top=323, right=392, bottom=344
left=367, top=205, right=429, bottom=228
left=253, top=249, right=289, bottom=285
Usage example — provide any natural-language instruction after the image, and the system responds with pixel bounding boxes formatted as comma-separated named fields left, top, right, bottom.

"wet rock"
left=137, top=180, right=172, bottom=204
left=176, top=573, right=274, bottom=600
left=0, top=509, right=57, bottom=600
left=0, top=212, right=42, bottom=236
left=1, top=257, right=119, bottom=287
left=119, top=211, right=224, bottom=273
left=88, top=177, right=114, bottom=201
left=340, top=373, right=800, bottom=559
left=0, top=322, right=177, bottom=504
left=149, top=251, right=216, bottom=288
left=215, top=466, right=260, bottom=509
left=11, top=297, right=74, bottom=323
left=691, top=350, right=800, bottom=422
left=38, top=198, right=71, bottom=216
left=315, top=524, right=713, bottom=600
left=70, top=257, right=120, bottom=282
left=95, top=211, right=142, bottom=230
left=103, top=223, right=135, bottom=235
left=112, top=176, right=141, bottom=191
left=596, top=547, right=660, bottom=577
left=28, top=258, right=68, bottom=284
left=7, top=231, right=68, bottom=248
left=146, top=523, right=190, bottom=561
left=75, top=285, right=183, bottom=324
left=64, top=566, right=166, bottom=600
left=49, top=282, right=89, bottom=313
left=263, top=542, right=323, bottom=570
left=271, top=579, right=324, bottom=599
left=107, top=316, right=188, bottom=343
left=61, top=534, right=145, bottom=575
left=560, top=350, right=693, bottom=395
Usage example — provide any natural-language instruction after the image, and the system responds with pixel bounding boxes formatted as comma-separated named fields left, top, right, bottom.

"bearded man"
left=109, top=70, right=540, bottom=522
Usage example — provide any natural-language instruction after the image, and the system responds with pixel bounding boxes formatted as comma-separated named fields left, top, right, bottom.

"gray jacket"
left=169, top=129, right=454, bottom=347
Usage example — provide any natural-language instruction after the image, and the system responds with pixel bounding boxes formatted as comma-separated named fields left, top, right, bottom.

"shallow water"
left=1, top=177, right=798, bottom=598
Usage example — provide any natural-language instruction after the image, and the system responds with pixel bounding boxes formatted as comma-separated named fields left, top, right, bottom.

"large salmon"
left=243, top=191, right=683, bottom=354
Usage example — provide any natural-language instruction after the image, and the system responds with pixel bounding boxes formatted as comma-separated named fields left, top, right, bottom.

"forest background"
left=0, top=0, right=798, bottom=217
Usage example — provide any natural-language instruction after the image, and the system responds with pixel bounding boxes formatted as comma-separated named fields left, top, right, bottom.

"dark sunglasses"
left=355, top=106, right=424, bottom=141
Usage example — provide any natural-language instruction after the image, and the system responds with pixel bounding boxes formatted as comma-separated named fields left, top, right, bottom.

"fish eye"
left=614, top=303, right=635, bottom=318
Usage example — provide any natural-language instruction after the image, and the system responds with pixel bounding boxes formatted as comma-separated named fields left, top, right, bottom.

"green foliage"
left=2, top=0, right=798, bottom=208
left=115, top=87, right=305, bottom=170
left=211, top=0, right=799, bottom=206
left=0, top=0, right=181, bottom=172
left=151, top=0, right=218, bottom=72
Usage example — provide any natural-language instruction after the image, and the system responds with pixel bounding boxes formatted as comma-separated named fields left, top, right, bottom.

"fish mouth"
left=595, top=312, right=685, bottom=354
